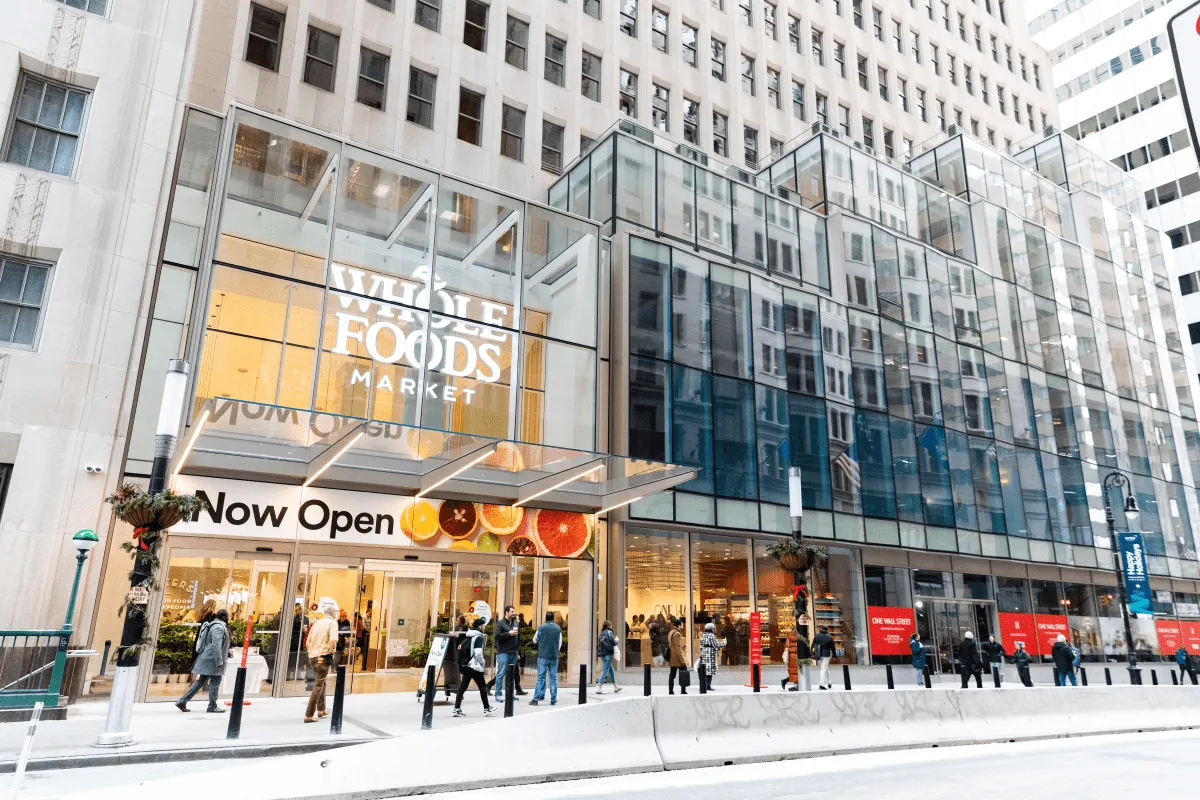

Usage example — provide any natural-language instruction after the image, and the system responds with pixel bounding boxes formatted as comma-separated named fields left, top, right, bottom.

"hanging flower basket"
left=765, top=538, right=827, bottom=572
left=106, top=483, right=207, bottom=533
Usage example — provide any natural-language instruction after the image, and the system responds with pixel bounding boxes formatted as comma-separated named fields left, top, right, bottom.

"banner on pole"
left=1118, top=532, right=1154, bottom=617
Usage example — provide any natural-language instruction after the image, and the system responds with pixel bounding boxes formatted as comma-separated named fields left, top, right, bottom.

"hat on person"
left=964, top=631, right=974, bottom=639
left=1056, top=634, right=1067, bottom=642
left=705, top=622, right=715, bottom=631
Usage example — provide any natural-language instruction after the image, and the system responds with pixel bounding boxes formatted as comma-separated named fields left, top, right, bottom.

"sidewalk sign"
left=416, top=634, right=452, bottom=699
left=749, top=612, right=762, bottom=666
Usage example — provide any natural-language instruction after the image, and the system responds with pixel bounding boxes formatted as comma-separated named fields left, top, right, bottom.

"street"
left=3, top=728, right=1195, bottom=798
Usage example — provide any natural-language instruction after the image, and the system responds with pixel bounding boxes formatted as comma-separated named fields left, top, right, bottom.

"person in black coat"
left=983, top=634, right=1006, bottom=683
left=812, top=627, right=835, bottom=689
left=1051, top=634, right=1077, bottom=686
left=958, top=631, right=982, bottom=688
left=1013, top=641, right=1034, bottom=687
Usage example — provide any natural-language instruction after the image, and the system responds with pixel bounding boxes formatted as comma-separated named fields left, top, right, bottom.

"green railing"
left=0, top=629, right=69, bottom=709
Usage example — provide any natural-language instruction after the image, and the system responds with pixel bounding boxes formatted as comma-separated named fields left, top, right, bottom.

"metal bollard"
left=579, top=665, right=587, bottom=705
left=752, top=664, right=761, bottom=693
left=885, top=664, right=894, bottom=690
left=1080, top=667, right=1088, bottom=686
left=644, top=664, right=651, bottom=696
left=330, top=664, right=346, bottom=734
left=842, top=664, right=852, bottom=690
left=992, top=665, right=1001, bottom=688
left=1172, top=670, right=1179, bottom=685
left=1189, top=669, right=1196, bottom=686
left=421, top=665, right=436, bottom=730
left=1104, top=667, right=1112, bottom=685
left=100, top=640, right=111, bottom=676
left=1151, top=669, right=1159, bottom=686
left=924, top=666, right=932, bottom=689
left=504, top=664, right=515, bottom=718
left=226, top=666, right=248, bottom=739
left=698, top=664, right=707, bottom=694
left=1130, top=667, right=1143, bottom=685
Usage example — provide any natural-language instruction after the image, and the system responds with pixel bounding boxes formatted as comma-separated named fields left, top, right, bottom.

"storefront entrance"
left=915, top=599, right=996, bottom=677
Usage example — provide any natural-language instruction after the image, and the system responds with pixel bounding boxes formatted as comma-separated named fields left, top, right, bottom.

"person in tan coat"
left=668, top=618, right=689, bottom=695
left=304, top=603, right=339, bottom=722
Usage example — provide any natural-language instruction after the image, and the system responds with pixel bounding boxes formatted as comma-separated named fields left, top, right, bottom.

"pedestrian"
left=336, top=608, right=352, bottom=667
left=597, top=620, right=622, bottom=694
left=812, top=626, right=835, bottom=689
left=354, top=611, right=369, bottom=670
left=699, top=622, right=724, bottom=691
left=303, top=603, right=339, bottom=722
left=453, top=618, right=493, bottom=717
left=1051, top=633, right=1077, bottom=686
left=175, top=608, right=230, bottom=713
left=492, top=605, right=523, bottom=703
left=1176, top=646, right=1196, bottom=684
left=782, top=627, right=800, bottom=690
left=958, top=631, right=982, bottom=688
left=668, top=618, right=689, bottom=695
left=530, top=611, right=562, bottom=706
left=984, top=634, right=1006, bottom=684
left=910, top=632, right=926, bottom=687
left=289, top=602, right=309, bottom=684
left=1013, top=641, right=1034, bottom=687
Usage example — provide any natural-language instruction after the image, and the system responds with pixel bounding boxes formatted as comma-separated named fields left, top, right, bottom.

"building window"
left=652, top=83, right=670, bottom=131
left=683, top=23, right=698, bottom=66
left=738, top=0, right=752, bottom=25
left=974, top=23, right=982, bottom=51
left=500, top=104, right=525, bottom=161
left=873, top=7, right=883, bottom=40
left=57, top=0, right=107, bottom=13
left=0, top=256, right=50, bottom=347
left=406, top=68, right=436, bottom=128
left=893, top=20, right=903, bottom=53
left=898, top=77, right=908, bottom=111
left=585, top=0, right=602, bottom=19
left=582, top=52, right=602, bottom=101
left=619, top=69, right=638, bottom=117
left=862, top=116, right=874, bottom=149
left=771, top=137, right=783, bottom=157
left=883, top=127, right=894, bottom=157
left=838, top=104, right=850, bottom=136
left=683, top=97, right=700, bottom=144
left=998, top=86, right=1006, bottom=114
left=366, top=0, right=393, bottom=9
left=1033, top=63, right=1042, bottom=90
left=245, top=3, right=285, bottom=71
left=816, top=92, right=828, bottom=124
left=911, top=31, right=920, bottom=62
left=505, top=16, right=529, bottom=70
left=857, top=55, right=870, bottom=90
left=463, top=0, right=488, bottom=51
left=812, top=30, right=824, bottom=67
left=965, top=65, right=974, bottom=94
left=542, top=120, right=565, bottom=173
left=741, top=54, right=756, bottom=95
left=937, top=99, right=946, bottom=131
left=981, top=76, right=989, bottom=104
left=712, top=39, right=727, bottom=80
left=652, top=7, right=669, bottom=52
left=357, top=47, right=389, bottom=110
left=1189, top=321, right=1200, bottom=344
left=789, top=15, right=801, bottom=53
left=303, top=26, right=339, bottom=92
left=878, top=66, right=889, bottom=101
left=580, top=134, right=595, bottom=152
left=744, top=125, right=758, bottom=168
left=713, top=110, right=728, bottom=155
left=415, top=0, right=440, bottom=31
left=457, top=87, right=484, bottom=145
left=4, top=74, right=87, bottom=177
left=1181, top=273, right=1199, bottom=296
left=948, top=54, right=956, bottom=84
left=545, top=35, right=566, bottom=86
left=621, top=0, right=638, bottom=36
left=917, top=87, right=927, bottom=121
left=764, top=3, right=777, bottom=39
left=792, top=80, right=806, bottom=120
left=767, top=67, right=781, bottom=108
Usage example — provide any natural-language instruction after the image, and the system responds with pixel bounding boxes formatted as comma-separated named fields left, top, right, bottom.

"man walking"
left=304, top=603, right=339, bottom=722
left=1176, top=646, right=1196, bottom=684
left=493, top=606, right=522, bottom=703
left=958, top=631, right=982, bottom=688
left=175, top=608, right=230, bottom=713
left=453, top=618, right=493, bottom=717
left=983, top=634, right=1006, bottom=684
left=1051, top=633, right=1077, bottom=686
left=812, top=626, right=835, bottom=689
left=529, top=611, right=562, bottom=706
left=1013, top=641, right=1034, bottom=687
left=910, top=632, right=926, bottom=687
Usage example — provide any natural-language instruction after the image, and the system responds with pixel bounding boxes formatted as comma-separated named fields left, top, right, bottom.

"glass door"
left=284, top=561, right=364, bottom=696
left=917, top=599, right=996, bottom=680
left=356, top=559, right=439, bottom=693
left=231, top=555, right=289, bottom=697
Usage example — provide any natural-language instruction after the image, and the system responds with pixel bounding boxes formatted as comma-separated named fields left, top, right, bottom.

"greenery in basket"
left=107, top=482, right=208, bottom=533
left=764, top=538, right=827, bottom=566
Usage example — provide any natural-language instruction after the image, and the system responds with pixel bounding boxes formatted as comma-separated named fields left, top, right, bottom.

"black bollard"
left=992, top=666, right=1001, bottom=688
left=1172, top=670, right=1179, bottom=685
left=100, top=640, right=111, bottom=676
left=1105, top=667, right=1112, bottom=685
left=753, top=664, right=761, bottom=693
left=698, top=664, right=707, bottom=694
left=1151, top=669, right=1159, bottom=686
left=924, top=666, right=932, bottom=689
left=579, top=665, right=587, bottom=705
left=421, top=665, right=436, bottom=730
left=886, top=664, right=894, bottom=690
left=226, top=665, right=248, bottom=739
left=644, top=664, right=651, bottom=696
left=1081, top=667, right=1088, bottom=686
left=843, top=664, right=852, bottom=690
left=1191, top=670, right=1198, bottom=686
left=504, top=664, right=515, bottom=718
left=329, top=664, right=346, bottom=734
left=1131, top=667, right=1143, bottom=685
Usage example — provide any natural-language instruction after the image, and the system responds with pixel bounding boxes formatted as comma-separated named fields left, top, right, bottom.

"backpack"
left=1070, top=645, right=1081, bottom=668
left=456, top=634, right=474, bottom=667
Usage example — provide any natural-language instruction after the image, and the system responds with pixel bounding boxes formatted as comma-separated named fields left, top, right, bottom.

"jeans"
left=494, top=652, right=518, bottom=700
left=1057, top=669, right=1077, bottom=686
left=991, top=662, right=1003, bottom=684
left=914, top=667, right=924, bottom=686
left=455, top=666, right=490, bottom=710
left=306, top=656, right=331, bottom=718
left=598, top=655, right=616, bottom=687
left=534, top=658, right=558, bottom=702
left=179, top=674, right=221, bottom=708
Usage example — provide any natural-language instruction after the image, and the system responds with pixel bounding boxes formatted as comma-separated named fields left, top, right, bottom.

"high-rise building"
left=1027, top=0, right=1200, bottom=386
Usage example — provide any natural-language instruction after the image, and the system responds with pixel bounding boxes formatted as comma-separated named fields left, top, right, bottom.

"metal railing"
left=0, top=630, right=70, bottom=708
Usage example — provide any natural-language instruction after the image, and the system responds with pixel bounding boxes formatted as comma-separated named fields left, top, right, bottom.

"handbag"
left=613, top=644, right=621, bottom=662
left=678, top=668, right=691, bottom=688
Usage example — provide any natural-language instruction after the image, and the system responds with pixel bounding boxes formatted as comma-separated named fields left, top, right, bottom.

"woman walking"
left=699, top=622, right=724, bottom=691
left=597, top=620, right=622, bottom=694
left=668, top=619, right=689, bottom=694
left=176, top=609, right=230, bottom=713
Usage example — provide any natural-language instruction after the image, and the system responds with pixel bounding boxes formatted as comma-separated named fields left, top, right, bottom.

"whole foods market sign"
left=171, top=476, right=593, bottom=559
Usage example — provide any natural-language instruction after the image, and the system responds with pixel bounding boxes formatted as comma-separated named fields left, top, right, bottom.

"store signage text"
left=329, top=264, right=510, bottom=404
left=190, top=485, right=396, bottom=540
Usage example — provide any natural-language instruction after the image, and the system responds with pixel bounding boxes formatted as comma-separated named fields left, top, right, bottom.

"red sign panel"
left=1181, top=621, right=1200, bottom=654
left=1156, top=620, right=1183, bottom=654
left=749, top=612, right=762, bottom=666
left=998, top=612, right=1038, bottom=655
left=1034, top=615, right=1070, bottom=656
left=867, top=606, right=917, bottom=657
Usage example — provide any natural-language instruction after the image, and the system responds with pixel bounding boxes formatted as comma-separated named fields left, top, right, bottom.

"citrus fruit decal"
left=505, top=535, right=539, bottom=555
left=533, top=510, right=593, bottom=558
left=476, top=532, right=501, bottom=552
left=438, top=500, right=478, bottom=539
left=479, top=504, right=524, bottom=536
left=480, top=441, right=525, bottom=472
left=449, top=539, right=477, bottom=551
left=400, top=499, right=441, bottom=543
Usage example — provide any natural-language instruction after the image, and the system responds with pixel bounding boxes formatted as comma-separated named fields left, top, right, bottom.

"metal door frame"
left=916, top=597, right=998, bottom=681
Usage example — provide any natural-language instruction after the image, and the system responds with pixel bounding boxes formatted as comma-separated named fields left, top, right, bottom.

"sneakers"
left=550, top=700, right=557, bottom=705
left=207, top=706, right=226, bottom=713
left=615, top=685, right=623, bottom=693
left=528, top=700, right=539, bottom=706
left=483, top=707, right=494, bottom=716
left=596, top=687, right=606, bottom=694
left=175, top=701, right=189, bottom=713
left=453, top=708, right=465, bottom=717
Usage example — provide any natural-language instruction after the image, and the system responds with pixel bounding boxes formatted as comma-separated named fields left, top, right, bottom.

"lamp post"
left=787, top=468, right=810, bottom=646
left=1102, top=470, right=1142, bottom=685
left=97, top=360, right=189, bottom=747
left=64, top=530, right=99, bottom=632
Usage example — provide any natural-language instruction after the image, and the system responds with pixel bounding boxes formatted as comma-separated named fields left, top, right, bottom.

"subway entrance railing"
left=0, top=630, right=70, bottom=709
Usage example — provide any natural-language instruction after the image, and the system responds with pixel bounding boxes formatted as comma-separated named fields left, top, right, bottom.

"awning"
left=172, top=399, right=695, bottom=514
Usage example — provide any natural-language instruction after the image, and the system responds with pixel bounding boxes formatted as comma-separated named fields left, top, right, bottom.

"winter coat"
left=1051, top=640, right=1075, bottom=673
left=1177, top=647, right=1190, bottom=667
left=668, top=628, right=688, bottom=668
left=700, top=631, right=722, bottom=674
left=533, top=622, right=562, bottom=661
left=812, top=632, right=835, bottom=659
left=495, top=617, right=519, bottom=655
left=190, top=619, right=230, bottom=677
left=910, top=639, right=926, bottom=671
left=462, top=628, right=486, bottom=672
left=1013, top=648, right=1032, bottom=668
left=983, top=640, right=1006, bottom=664
left=958, top=637, right=981, bottom=670
left=306, top=616, right=338, bottom=659
left=598, top=629, right=617, bottom=657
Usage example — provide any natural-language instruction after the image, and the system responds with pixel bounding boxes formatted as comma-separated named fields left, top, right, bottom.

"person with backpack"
left=812, top=627, right=836, bottom=689
left=1176, top=646, right=1196, bottom=684
left=597, top=620, right=622, bottom=694
left=910, top=632, right=926, bottom=687
left=1051, top=633, right=1077, bottom=686
left=175, top=608, right=230, bottom=713
left=1013, top=641, right=1035, bottom=687
left=529, top=611, right=562, bottom=706
left=453, top=618, right=493, bottom=717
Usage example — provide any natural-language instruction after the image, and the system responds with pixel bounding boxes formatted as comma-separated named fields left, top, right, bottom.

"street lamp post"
left=64, top=530, right=99, bottom=632
left=97, top=360, right=190, bottom=747
left=787, top=468, right=810, bottom=678
left=1102, top=470, right=1142, bottom=685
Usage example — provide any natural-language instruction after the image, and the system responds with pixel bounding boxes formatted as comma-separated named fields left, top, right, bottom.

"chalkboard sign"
left=416, top=634, right=452, bottom=697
